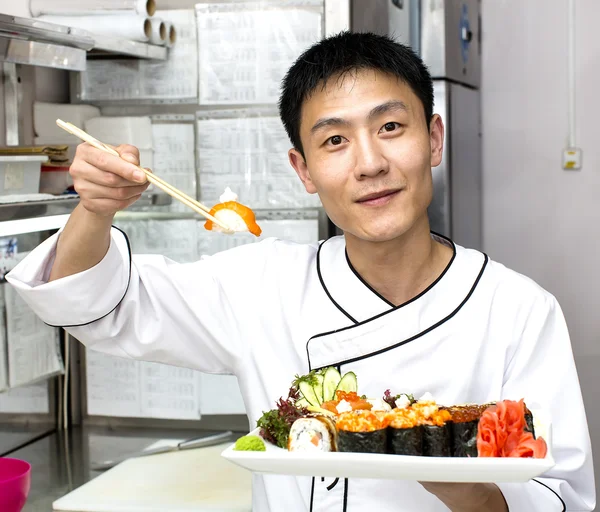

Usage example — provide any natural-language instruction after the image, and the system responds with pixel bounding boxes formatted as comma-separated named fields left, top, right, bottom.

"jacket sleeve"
left=5, top=226, right=272, bottom=375
left=497, top=292, right=595, bottom=511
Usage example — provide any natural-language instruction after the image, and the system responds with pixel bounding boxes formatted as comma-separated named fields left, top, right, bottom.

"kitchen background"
left=0, top=0, right=596, bottom=510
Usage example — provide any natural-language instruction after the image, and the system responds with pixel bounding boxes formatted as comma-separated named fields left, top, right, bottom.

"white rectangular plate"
left=222, top=421, right=555, bottom=483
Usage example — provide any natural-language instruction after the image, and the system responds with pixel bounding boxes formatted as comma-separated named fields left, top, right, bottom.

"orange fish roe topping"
left=374, top=410, right=392, bottom=428
left=388, top=409, right=415, bottom=429
left=337, top=410, right=384, bottom=432
left=424, top=409, right=452, bottom=427
left=335, top=391, right=361, bottom=402
left=388, top=402, right=449, bottom=428
left=321, top=391, right=373, bottom=415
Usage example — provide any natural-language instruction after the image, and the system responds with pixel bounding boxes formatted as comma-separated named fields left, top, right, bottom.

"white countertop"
left=52, top=439, right=252, bottom=512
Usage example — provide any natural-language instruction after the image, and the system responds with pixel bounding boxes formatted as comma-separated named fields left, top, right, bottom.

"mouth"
left=356, top=189, right=402, bottom=206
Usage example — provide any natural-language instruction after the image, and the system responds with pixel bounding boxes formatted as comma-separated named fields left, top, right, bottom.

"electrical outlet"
left=562, top=148, right=582, bottom=170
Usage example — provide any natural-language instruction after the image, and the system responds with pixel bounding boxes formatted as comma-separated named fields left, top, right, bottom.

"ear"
left=289, top=148, right=318, bottom=194
left=429, top=114, right=445, bottom=167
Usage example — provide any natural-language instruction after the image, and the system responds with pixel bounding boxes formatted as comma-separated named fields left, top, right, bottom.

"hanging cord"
left=567, top=0, right=576, bottom=148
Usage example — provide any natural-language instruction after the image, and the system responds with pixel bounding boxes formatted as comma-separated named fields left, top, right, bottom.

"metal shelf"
left=0, top=14, right=92, bottom=71
left=86, top=34, right=168, bottom=60
left=114, top=208, right=322, bottom=222
left=0, top=193, right=172, bottom=237
left=0, top=14, right=167, bottom=72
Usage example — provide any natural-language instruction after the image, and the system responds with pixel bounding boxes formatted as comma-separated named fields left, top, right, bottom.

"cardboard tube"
left=30, top=0, right=155, bottom=17
left=163, top=21, right=176, bottom=48
left=37, top=14, right=152, bottom=42
left=148, top=17, right=166, bottom=45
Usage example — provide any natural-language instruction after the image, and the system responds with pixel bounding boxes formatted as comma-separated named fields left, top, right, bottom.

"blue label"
left=460, top=3, right=470, bottom=64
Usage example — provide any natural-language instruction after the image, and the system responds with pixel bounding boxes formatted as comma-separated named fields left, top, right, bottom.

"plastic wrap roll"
left=163, top=20, right=176, bottom=48
left=30, top=0, right=155, bottom=17
left=148, top=17, right=166, bottom=46
left=37, top=14, right=151, bottom=42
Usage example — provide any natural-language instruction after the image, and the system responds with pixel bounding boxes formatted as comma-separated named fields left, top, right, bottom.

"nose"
left=353, top=135, right=389, bottom=180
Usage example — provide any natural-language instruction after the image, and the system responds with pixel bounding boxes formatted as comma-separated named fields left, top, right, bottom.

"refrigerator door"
left=449, top=81, right=482, bottom=250
left=429, top=80, right=451, bottom=239
left=421, top=0, right=481, bottom=88
left=429, top=80, right=482, bottom=249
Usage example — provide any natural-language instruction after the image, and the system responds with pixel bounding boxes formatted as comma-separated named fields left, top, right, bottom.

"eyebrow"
left=310, top=100, right=410, bottom=135
left=310, top=116, right=350, bottom=135
left=368, top=100, right=409, bottom=120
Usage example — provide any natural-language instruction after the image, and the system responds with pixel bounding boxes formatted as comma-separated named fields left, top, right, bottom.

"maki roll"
left=388, top=394, right=452, bottom=457
left=388, top=408, right=423, bottom=456
left=446, top=404, right=489, bottom=458
left=422, top=409, right=452, bottom=457
left=336, top=410, right=389, bottom=454
left=412, top=400, right=452, bottom=457
left=288, top=414, right=337, bottom=452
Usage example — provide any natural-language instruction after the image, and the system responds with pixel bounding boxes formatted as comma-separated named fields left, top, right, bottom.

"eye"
left=326, top=135, right=345, bottom=146
left=380, top=122, right=401, bottom=133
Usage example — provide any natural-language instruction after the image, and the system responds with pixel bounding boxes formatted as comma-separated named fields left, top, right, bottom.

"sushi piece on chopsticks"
left=204, top=187, right=262, bottom=237
left=288, top=414, right=337, bottom=452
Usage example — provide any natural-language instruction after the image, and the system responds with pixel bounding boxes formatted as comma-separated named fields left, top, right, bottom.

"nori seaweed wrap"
left=388, top=400, right=452, bottom=456
left=422, top=409, right=452, bottom=457
left=524, top=406, right=535, bottom=438
left=336, top=410, right=388, bottom=454
left=388, top=410, right=423, bottom=455
left=423, top=424, right=451, bottom=456
left=337, top=428, right=387, bottom=454
left=446, top=404, right=488, bottom=458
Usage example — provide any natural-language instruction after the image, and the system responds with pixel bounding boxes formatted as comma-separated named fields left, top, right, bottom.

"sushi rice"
left=288, top=415, right=337, bottom=452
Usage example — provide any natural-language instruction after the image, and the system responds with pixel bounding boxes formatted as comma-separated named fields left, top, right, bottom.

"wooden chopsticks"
left=55, top=119, right=234, bottom=233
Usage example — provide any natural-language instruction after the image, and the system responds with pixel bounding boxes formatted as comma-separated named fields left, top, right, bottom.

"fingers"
left=75, top=180, right=149, bottom=201
left=75, top=143, right=146, bottom=184
left=71, top=142, right=151, bottom=217
left=71, top=159, right=146, bottom=189
left=117, top=144, right=140, bottom=166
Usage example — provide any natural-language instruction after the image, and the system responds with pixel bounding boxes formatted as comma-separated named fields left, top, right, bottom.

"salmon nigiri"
left=204, top=187, right=262, bottom=237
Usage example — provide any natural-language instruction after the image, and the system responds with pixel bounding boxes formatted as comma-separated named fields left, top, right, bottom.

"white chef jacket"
left=6, top=228, right=596, bottom=512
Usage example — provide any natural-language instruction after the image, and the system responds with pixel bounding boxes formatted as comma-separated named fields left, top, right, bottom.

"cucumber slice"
left=312, top=374, right=325, bottom=404
left=335, top=371, right=358, bottom=394
left=295, top=397, right=310, bottom=408
left=298, top=380, right=320, bottom=406
left=322, top=367, right=342, bottom=401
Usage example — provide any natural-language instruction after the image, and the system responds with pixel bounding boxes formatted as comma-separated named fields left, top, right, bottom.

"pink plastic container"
left=0, top=458, right=31, bottom=512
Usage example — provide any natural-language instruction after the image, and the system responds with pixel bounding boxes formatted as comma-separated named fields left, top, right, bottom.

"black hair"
left=279, top=31, right=434, bottom=157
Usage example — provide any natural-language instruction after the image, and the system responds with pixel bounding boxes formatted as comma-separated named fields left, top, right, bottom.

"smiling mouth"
left=356, top=189, right=402, bottom=204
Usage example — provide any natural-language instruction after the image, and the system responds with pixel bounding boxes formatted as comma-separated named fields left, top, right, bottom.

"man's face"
left=289, top=69, right=444, bottom=242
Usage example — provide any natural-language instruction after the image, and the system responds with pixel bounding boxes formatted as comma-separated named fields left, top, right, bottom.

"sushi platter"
left=222, top=368, right=556, bottom=483
left=222, top=424, right=555, bottom=483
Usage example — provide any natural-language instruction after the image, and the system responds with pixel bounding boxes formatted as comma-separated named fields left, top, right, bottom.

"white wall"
left=482, top=0, right=600, bottom=502
left=0, top=2, right=30, bottom=17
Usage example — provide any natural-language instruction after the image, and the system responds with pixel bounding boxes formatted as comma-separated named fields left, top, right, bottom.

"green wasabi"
left=234, top=435, right=266, bottom=451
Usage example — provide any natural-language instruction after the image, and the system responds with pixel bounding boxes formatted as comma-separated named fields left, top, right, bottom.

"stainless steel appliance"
left=327, top=0, right=482, bottom=249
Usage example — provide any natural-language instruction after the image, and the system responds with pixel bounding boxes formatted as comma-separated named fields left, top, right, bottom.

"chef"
left=6, top=32, right=595, bottom=512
